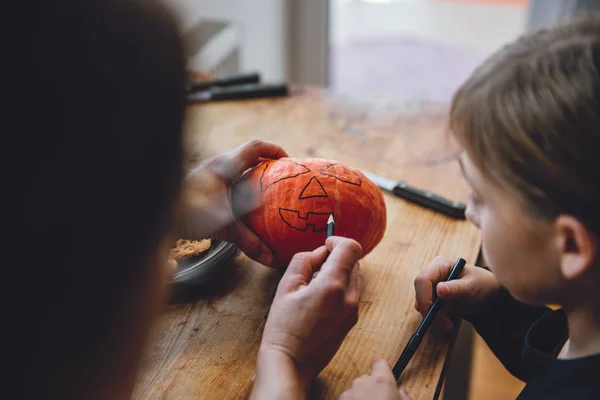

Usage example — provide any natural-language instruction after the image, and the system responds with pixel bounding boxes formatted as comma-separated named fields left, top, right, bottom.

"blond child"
left=341, top=13, right=600, bottom=400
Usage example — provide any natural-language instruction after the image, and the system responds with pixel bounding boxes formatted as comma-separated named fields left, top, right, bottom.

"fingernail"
left=443, top=317, right=454, bottom=330
left=259, top=251, right=273, bottom=266
left=315, top=245, right=328, bottom=255
left=437, top=282, right=446, bottom=294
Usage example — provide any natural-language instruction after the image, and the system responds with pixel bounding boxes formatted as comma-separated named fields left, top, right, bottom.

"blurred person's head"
left=12, top=1, right=185, bottom=398
left=449, top=13, right=599, bottom=308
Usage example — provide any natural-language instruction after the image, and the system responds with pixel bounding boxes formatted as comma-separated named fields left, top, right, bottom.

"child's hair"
left=11, top=0, right=186, bottom=397
left=449, top=13, right=600, bottom=236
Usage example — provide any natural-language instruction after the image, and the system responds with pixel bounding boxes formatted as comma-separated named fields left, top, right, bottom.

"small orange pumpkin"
left=242, top=157, right=387, bottom=266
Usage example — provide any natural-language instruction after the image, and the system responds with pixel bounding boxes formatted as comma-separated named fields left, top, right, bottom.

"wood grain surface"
left=133, top=86, right=481, bottom=400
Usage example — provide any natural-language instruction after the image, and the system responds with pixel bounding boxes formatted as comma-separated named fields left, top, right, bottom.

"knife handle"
left=393, top=182, right=466, bottom=219
left=210, top=83, right=288, bottom=101
left=187, top=72, right=261, bottom=93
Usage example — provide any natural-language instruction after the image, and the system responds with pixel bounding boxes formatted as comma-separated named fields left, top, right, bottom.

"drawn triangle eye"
left=260, top=160, right=310, bottom=191
left=319, top=163, right=361, bottom=186
left=299, top=177, right=328, bottom=199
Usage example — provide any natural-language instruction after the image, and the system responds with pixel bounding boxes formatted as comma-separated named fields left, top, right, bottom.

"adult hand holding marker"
left=254, top=213, right=363, bottom=399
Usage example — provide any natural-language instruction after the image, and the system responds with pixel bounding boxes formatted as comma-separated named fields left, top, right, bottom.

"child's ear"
left=555, top=215, right=597, bottom=280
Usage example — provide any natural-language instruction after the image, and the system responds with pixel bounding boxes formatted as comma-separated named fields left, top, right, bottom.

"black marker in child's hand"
left=392, top=257, right=466, bottom=380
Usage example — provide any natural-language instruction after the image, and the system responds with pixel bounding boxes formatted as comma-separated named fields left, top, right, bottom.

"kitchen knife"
left=362, top=170, right=466, bottom=219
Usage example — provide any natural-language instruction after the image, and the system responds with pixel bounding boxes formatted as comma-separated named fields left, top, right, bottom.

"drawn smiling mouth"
left=279, top=208, right=331, bottom=232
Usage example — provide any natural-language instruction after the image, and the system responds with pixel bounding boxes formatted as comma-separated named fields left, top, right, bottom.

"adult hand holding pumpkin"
left=181, top=139, right=288, bottom=266
left=251, top=236, right=363, bottom=399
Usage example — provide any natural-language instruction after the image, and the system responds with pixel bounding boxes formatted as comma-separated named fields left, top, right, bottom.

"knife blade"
left=362, top=170, right=466, bottom=219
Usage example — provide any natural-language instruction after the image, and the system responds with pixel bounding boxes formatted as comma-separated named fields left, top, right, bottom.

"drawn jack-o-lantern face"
left=261, top=159, right=362, bottom=231
left=243, top=158, right=387, bottom=267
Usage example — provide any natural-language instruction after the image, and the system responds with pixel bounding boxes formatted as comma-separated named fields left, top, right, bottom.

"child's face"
left=459, top=153, right=565, bottom=306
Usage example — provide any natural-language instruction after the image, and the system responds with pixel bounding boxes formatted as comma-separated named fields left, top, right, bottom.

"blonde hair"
left=450, top=13, right=600, bottom=235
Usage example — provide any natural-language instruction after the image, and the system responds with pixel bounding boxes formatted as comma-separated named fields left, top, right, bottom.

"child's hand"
left=340, top=360, right=412, bottom=400
left=414, top=256, right=502, bottom=329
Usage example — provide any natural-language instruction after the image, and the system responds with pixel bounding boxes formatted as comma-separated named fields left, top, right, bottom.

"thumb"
left=227, top=220, right=273, bottom=266
left=369, top=359, right=395, bottom=382
left=436, top=279, right=471, bottom=300
left=280, top=246, right=329, bottom=292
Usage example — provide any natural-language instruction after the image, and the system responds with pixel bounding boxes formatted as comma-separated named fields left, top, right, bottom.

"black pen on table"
left=392, top=257, right=466, bottom=380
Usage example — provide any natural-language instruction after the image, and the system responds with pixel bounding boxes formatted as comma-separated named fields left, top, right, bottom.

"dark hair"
left=449, top=13, right=600, bottom=235
left=11, top=1, right=185, bottom=397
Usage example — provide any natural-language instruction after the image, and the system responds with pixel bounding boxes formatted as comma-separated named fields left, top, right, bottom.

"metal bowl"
left=170, top=240, right=238, bottom=285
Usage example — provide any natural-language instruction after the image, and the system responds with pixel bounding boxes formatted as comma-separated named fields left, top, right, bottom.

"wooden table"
left=133, top=87, right=481, bottom=399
